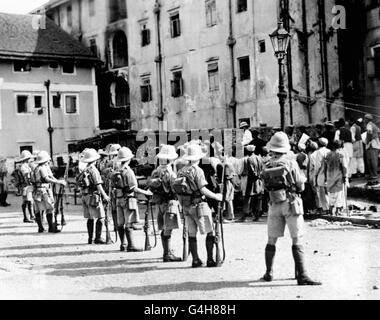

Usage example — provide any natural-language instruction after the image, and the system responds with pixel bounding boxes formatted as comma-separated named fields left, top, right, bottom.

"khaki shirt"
left=20, top=163, right=32, bottom=186
left=178, top=164, right=208, bottom=194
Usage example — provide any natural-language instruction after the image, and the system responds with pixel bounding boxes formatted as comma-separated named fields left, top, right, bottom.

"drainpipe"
left=227, top=0, right=237, bottom=129
left=78, top=0, right=83, bottom=41
left=317, top=0, right=331, bottom=120
left=281, top=0, right=294, bottom=125
left=302, top=0, right=312, bottom=123
left=154, top=0, right=164, bottom=131
left=44, top=80, right=54, bottom=164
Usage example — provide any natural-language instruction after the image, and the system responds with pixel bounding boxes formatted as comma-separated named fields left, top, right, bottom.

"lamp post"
left=269, top=20, right=291, bottom=131
left=44, top=80, right=54, bottom=163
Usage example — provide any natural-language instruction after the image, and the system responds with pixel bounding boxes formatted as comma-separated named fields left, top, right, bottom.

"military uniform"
left=149, top=162, right=182, bottom=262
left=261, top=132, right=321, bottom=286
left=32, top=160, right=56, bottom=233
left=20, top=160, right=35, bottom=222
left=0, top=158, right=10, bottom=207
left=174, top=162, right=217, bottom=268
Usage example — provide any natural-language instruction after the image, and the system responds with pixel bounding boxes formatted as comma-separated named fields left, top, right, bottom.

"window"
left=65, top=95, right=78, bottom=114
left=89, top=38, right=98, bottom=57
left=20, top=146, right=33, bottom=154
left=62, top=62, right=75, bottom=74
left=238, top=56, right=251, bottom=81
left=115, top=77, right=130, bottom=107
left=170, top=13, right=181, bottom=38
left=171, top=71, right=184, bottom=97
left=53, top=94, right=61, bottom=108
left=112, top=31, right=128, bottom=68
left=237, top=0, right=247, bottom=13
left=14, top=61, right=31, bottom=72
left=89, top=0, right=95, bottom=17
left=205, top=0, right=217, bottom=27
left=259, top=40, right=266, bottom=53
left=208, top=62, right=219, bottom=91
left=141, top=24, right=151, bottom=47
left=140, top=78, right=152, bottom=102
left=67, top=5, right=72, bottom=27
left=49, top=61, right=59, bottom=69
left=109, top=0, right=127, bottom=23
left=17, top=95, right=29, bottom=114
left=34, top=96, right=42, bottom=109
left=31, top=61, right=42, bottom=68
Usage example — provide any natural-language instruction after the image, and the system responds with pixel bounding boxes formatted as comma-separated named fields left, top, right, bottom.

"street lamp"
left=269, top=20, right=291, bottom=131
left=44, top=80, right=54, bottom=163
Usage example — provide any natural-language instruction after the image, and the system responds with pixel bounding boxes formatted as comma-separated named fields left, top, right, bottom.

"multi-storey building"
left=0, top=12, right=99, bottom=159
left=33, top=0, right=344, bottom=132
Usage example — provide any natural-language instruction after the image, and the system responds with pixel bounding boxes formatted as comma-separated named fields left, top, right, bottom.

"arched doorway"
left=112, top=30, right=128, bottom=68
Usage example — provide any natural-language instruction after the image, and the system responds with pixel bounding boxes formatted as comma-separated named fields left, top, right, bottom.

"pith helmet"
left=157, top=145, right=178, bottom=161
left=98, top=149, right=108, bottom=156
left=81, top=149, right=100, bottom=163
left=116, top=147, right=134, bottom=162
left=240, top=122, right=250, bottom=129
left=365, top=114, right=374, bottom=121
left=183, top=144, right=207, bottom=161
left=108, top=144, right=122, bottom=156
left=19, top=150, right=32, bottom=162
left=267, top=132, right=291, bottom=154
left=34, top=151, right=51, bottom=164
left=318, top=138, right=328, bottom=147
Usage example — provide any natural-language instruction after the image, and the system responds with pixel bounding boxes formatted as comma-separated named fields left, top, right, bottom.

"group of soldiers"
left=10, top=129, right=322, bottom=286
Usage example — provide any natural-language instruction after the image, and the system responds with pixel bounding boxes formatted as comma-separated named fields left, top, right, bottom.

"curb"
left=319, top=215, right=380, bottom=227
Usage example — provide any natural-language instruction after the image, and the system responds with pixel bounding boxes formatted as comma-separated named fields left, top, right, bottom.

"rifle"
left=144, top=198, right=157, bottom=251
left=181, top=200, right=189, bottom=262
left=105, top=163, right=115, bottom=244
left=215, top=162, right=226, bottom=267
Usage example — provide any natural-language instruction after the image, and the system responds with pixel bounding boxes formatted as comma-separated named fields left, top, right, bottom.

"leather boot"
left=262, top=244, right=276, bottom=282
left=22, top=203, right=33, bottom=223
left=2, top=192, right=10, bottom=206
left=125, top=227, right=143, bottom=252
left=94, top=219, right=106, bottom=244
left=162, top=234, right=181, bottom=262
left=0, top=192, right=4, bottom=206
left=292, top=245, right=322, bottom=286
left=27, top=202, right=35, bottom=220
left=189, top=237, right=203, bottom=268
left=118, top=226, right=127, bottom=251
left=87, top=219, right=94, bottom=244
left=206, top=235, right=217, bottom=267
left=35, top=212, right=45, bottom=233
left=47, top=213, right=60, bottom=233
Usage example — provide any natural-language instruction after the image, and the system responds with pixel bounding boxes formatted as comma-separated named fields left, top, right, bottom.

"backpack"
left=111, top=170, right=126, bottom=190
left=12, top=168, right=25, bottom=187
left=262, top=163, right=291, bottom=192
left=172, top=167, right=197, bottom=195
left=76, top=169, right=92, bottom=189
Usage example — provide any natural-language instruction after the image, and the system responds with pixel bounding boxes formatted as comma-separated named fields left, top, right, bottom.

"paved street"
left=0, top=194, right=379, bottom=300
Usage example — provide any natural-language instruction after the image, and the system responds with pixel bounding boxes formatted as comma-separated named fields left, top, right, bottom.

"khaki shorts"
left=267, top=200, right=304, bottom=239
left=34, top=188, right=55, bottom=213
left=22, top=186, right=34, bottom=202
left=82, top=194, right=105, bottom=219
left=156, top=201, right=181, bottom=232
left=116, top=198, right=140, bottom=227
left=183, top=203, right=213, bottom=237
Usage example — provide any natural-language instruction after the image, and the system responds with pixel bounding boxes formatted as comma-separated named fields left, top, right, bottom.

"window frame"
left=13, top=61, right=31, bottom=73
left=63, top=93, right=80, bottom=115
left=141, top=24, right=151, bottom=47
left=236, top=0, right=248, bottom=13
left=171, top=70, right=184, bottom=98
left=15, top=93, right=32, bottom=115
left=170, top=12, right=181, bottom=38
left=67, top=5, right=72, bottom=27
left=61, top=62, right=76, bottom=75
left=52, top=93, right=62, bottom=109
left=140, top=77, right=152, bottom=103
left=207, top=62, right=220, bottom=91
left=259, top=40, right=266, bottom=53
left=238, top=56, right=251, bottom=81
left=205, top=0, right=217, bottom=27
left=89, top=0, right=96, bottom=17
left=32, top=94, right=44, bottom=109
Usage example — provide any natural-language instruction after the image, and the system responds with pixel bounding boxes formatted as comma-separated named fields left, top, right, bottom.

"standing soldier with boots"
left=78, top=149, right=110, bottom=244
left=261, top=132, right=321, bottom=286
left=114, top=147, right=153, bottom=252
left=147, top=145, right=182, bottom=262
left=19, top=150, right=35, bottom=223
left=0, top=157, right=11, bottom=207
left=173, top=144, right=223, bottom=268
left=32, top=151, right=66, bottom=233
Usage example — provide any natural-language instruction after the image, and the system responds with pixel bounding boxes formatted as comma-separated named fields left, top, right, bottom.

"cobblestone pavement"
left=0, top=194, right=379, bottom=300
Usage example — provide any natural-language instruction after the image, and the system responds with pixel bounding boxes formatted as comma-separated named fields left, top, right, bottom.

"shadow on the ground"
left=45, top=264, right=186, bottom=277
left=4, top=249, right=119, bottom=259
left=0, top=243, right=89, bottom=251
left=0, top=231, right=86, bottom=237
left=0, top=224, right=37, bottom=229
left=41, top=258, right=163, bottom=270
left=96, top=280, right=298, bottom=296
